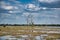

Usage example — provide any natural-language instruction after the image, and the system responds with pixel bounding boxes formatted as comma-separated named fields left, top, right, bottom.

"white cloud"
left=22, top=8, right=59, bottom=18
left=42, top=7, right=47, bottom=10
left=16, top=16, right=20, bottom=19
left=8, top=6, right=24, bottom=13
left=9, top=11, right=13, bottom=13
left=9, top=10, right=22, bottom=13
left=0, top=1, right=10, bottom=6
left=1, top=1, right=24, bottom=14
left=1, top=1, right=16, bottom=8
left=38, top=0, right=59, bottom=3
left=25, top=3, right=57, bottom=11
left=22, top=12, right=30, bottom=16
left=1, top=3, right=19, bottom=10
left=22, top=9, right=59, bottom=18
left=9, top=0, right=21, bottom=4
left=3, top=6, right=13, bottom=10
left=22, top=12, right=40, bottom=17
left=40, top=15, right=58, bottom=18
left=27, top=4, right=36, bottom=9
left=1, top=13, right=11, bottom=18
left=1, top=1, right=13, bottom=10
left=14, top=7, right=19, bottom=9
left=25, top=4, right=40, bottom=11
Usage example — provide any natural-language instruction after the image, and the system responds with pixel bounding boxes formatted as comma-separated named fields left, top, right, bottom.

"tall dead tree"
left=26, top=14, right=34, bottom=26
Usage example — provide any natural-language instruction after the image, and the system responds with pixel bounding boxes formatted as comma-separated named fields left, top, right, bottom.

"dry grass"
left=0, top=26, right=60, bottom=39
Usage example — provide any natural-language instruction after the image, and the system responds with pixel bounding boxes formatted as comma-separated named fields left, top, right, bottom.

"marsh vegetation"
left=0, top=26, right=60, bottom=40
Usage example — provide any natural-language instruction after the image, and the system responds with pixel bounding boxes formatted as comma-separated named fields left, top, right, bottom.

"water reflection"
left=0, top=34, right=48, bottom=40
left=0, top=35, right=29, bottom=40
left=0, top=35, right=17, bottom=40
left=35, top=34, right=48, bottom=40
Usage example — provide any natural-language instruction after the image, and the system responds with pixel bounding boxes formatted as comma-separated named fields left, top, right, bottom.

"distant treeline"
left=0, top=24, right=60, bottom=26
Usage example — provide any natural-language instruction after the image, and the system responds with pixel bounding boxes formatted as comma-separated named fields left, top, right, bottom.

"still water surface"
left=0, top=34, right=47, bottom=40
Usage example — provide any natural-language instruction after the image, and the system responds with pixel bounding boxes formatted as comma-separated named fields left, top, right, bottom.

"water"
left=0, top=35, right=28, bottom=40
left=0, top=34, right=47, bottom=40
left=0, top=35, right=17, bottom=40
left=35, top=36, right=42, bottom=40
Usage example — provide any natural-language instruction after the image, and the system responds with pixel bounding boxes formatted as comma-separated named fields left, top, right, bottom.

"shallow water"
left=0, top=34, right=47, bottom=40
left=0, top=35, right=29, bottom=40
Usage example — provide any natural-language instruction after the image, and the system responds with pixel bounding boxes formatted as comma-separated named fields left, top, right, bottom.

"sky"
left=0, top=0, right=60, bottom=24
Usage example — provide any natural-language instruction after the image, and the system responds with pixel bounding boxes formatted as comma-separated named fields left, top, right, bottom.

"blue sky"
left=0, top=0, right=60, bottom=24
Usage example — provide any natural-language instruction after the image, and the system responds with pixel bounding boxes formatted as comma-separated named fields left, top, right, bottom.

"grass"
left=0, top=26, right=60, bottom=40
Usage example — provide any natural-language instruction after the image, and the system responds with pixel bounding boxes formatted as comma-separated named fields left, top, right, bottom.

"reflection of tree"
left=46, top=38, right=55, bottom=40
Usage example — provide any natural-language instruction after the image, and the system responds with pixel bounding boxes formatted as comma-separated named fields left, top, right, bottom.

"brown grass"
left=0, top=26, right=60, bottom=39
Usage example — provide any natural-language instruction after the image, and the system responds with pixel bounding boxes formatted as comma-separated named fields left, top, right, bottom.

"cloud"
left=8, top=0, right=21, bottom=4
left=8, top=6, right=24, bottom=13
left=9, top=10, right=22, bottom=13
left=22, top=12, right=30, bottom=16
left=40, top=14, right=58, bottom=18
left=25, top=3, right=58, bottom=12
left=1, top=1, right=20, bottom=10
left=25, top=3, right=57, bottom=11
left=38, top=0, right=60, bottom=3
left=0, top=0, right=60, bottom=24
left=15, top=16, right=21, bottom=19
left=26, top=4, right=36, bottom=9
left=2, top=6, right=13, bottom=10
left=0, top=1, right=24, bottom=14
left=0, top=13, right=11, bottom=19
left=22, top=12, right=40, bottom=18
left=25, top=3, right=40, bottom=11
left=22, top=8, right=59, bottom=18
left=0, top=1, right=13, bottom=10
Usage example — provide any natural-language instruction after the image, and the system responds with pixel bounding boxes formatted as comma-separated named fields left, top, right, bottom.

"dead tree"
left=26, top=14, right=34, bottom=26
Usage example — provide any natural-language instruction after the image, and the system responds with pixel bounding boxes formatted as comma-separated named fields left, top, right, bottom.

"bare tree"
left=26, top=14, right=34, bottom=26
